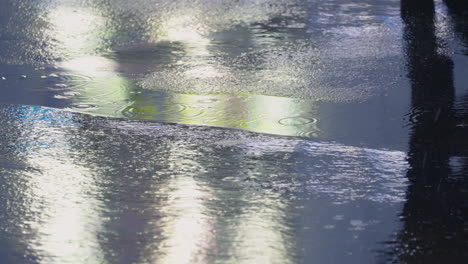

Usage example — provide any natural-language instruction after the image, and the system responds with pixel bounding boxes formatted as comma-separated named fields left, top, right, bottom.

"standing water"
left=0, top=0, right=467, bottom=263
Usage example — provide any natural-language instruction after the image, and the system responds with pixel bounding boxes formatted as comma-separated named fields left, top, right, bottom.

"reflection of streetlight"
left=58, top=56, right=134, bottom=116
left=148, top=146, right=215, bottom=264
left=185, top=65, right=225, bottom=79
left=162, top=16, right=208, bottom=45
left=13, top=108, right=105, bottom=263
left=156, top=15, right=225, bottom=82
left=48, top=6, right=136, bottom=116
left=156, top=177, right=214, bottom=263
left=60, top=56, right=117, bottom=76
left=243, top=95, right=319, bottom=137
left=46, top=1, right=322, bottom=138
left=48, top=7, right=106, bottom=57
left=233, top=196, right=293, bottom=264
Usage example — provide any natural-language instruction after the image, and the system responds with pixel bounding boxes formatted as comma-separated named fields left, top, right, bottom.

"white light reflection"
left=162, top=15, right=209, bottom=46
left=48, top=7, right=106, bottom=57
left=58, top=55, right=135, bottom=116
left=232, top=196, right=294, bottom=264
left=132, top=93, right=320, bottom=137
left=16, top=108, right=105, bottom=263
left=157, top=178, right=214, bottom=264
left=155, top=14, right=225, bottom=82
left=49, top=5, right=135, bottom=116
left=60, top=56, right=117, bottom=76
left=150, top=149, right=215, bottom=264
left=243, top=95, right=319, bottom=137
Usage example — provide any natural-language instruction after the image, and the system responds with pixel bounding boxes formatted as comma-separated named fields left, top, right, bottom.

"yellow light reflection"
left=47, top=4, right=321, bottom=139
left=57, top=55, right=135, bottom=117
left=126, top=93, right=320, bottom=137
left=243, top=95, right=320, bottom=137
left=49, top=5, right=136, bottom=117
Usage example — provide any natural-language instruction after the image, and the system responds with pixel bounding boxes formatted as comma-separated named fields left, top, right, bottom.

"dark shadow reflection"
left=389, top=1, right=468, bottom=263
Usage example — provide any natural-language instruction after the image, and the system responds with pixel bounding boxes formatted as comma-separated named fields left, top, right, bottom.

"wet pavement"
left=0, top=0, right=467, bottom=263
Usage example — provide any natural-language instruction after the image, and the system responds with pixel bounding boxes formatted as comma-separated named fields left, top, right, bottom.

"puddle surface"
left=1, top=0, right=468, bottom=263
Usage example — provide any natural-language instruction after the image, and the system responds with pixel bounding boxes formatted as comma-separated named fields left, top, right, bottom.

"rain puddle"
left=0, top=104, right=409, bottom=263
left=0, top=0, right=408, bottom=147
left=1, top=0, right=468, bottom=263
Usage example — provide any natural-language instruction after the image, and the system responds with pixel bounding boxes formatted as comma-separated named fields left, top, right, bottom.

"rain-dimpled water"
left=0, top=0, right=467, bottom=263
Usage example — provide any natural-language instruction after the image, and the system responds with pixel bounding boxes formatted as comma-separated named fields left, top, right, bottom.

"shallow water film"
left=0, top=0, right=467, bottom=263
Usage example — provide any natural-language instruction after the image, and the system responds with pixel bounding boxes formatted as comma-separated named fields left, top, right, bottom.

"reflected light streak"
left=158, top=15, right=209, bottom=46
left=49, top=6, right=135, bottom=116
left=60, top=56, right=118, bottom=76
left=48, top=7, right=106, bottom=57
left=139, top=94, right=321, bottom=137
left=233, top=195, right=294, bottom=264
left=150, top=148, right=215, bottom=264
left=164, top=16, right=209, bottom=46
left=243, top=95, right=319, bottom=137
left=26, top=156, right=104, bottom=264
left=45, top=2, right=322, bottom=139
left=16, top=109, right=105, bottom=263
left=58, top=56, right=134, bottom=116
left=157, top=177, right=214, bottom=264
left=156, top=14, right=225, bottom=81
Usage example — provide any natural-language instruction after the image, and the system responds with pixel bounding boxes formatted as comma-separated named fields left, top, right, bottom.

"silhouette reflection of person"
left=391, top=0, right=468, bottom=263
